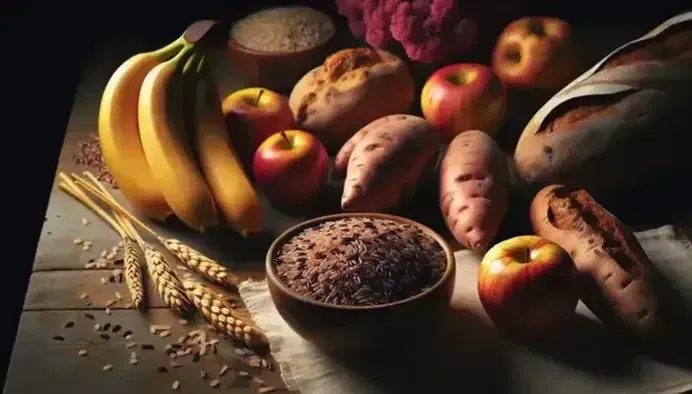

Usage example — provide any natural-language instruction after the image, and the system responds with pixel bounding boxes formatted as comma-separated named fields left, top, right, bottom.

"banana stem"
left=69, top=175, right=159, bottom=239
left=57, top=173, right=126, bottom=239
left=152, top=37, right=186, bottom=60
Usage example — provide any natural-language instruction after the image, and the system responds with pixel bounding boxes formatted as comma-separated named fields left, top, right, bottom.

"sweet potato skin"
left=439, top=130, right=508, bottom=252
left=338, top=114, right=440, bottom=212
left=529, top=184, right=658, bottom=335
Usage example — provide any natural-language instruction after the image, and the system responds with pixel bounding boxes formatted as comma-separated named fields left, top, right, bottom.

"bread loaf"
left=289, top=48, right=415, bottom=152
left=513, top=12, right=692, bottom=196
left=530, top=184, right=658, bottom=334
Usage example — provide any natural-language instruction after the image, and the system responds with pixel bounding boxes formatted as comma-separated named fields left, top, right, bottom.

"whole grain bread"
left=289, top=48, right=415, bottom=152
left=530, top=184, right=658, bottom=335
left=513, top=15, right=692, bottom=196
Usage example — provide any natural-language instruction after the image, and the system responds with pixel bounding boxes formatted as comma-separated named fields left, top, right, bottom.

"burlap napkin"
left=240, top=225, right=692, bottom=394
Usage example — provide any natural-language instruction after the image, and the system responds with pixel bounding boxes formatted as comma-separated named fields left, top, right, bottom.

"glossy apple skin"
left=421, top=63, right=507, bottom=142
left=222, top=88, right=295, bottom=175
left=478, top=235, right=578, bottom=339
left=492, top=17, right=579, bottom=90
left=253, top=130, right=329, bottom=208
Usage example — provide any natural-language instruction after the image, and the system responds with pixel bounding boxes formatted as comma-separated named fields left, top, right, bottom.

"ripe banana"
left=138, top=44, right=218, bottom=232
left=98, top=38, right=184, bottom=221
left=193, top=59, right=263, bottom=236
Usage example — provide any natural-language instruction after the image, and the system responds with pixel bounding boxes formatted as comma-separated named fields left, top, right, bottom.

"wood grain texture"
left=4, top=310, right=287, bottom=394
left=23, top=270, right=262, bottom=311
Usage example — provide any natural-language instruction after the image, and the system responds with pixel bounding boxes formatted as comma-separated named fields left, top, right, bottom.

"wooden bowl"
left=265, top=213, right=456, bottom=354
left=227, top=33, right=336, bottom=95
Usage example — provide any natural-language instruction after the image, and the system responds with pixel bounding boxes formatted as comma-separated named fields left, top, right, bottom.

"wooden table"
left=5, top=23, right=692, bottom=394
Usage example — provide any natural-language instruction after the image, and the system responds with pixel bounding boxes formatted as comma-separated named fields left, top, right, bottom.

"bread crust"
left=289, top=48, right=415, bottom=151
left=529, top=184, right=658, bottom=334
left=513, top=17, right=692, bottom=194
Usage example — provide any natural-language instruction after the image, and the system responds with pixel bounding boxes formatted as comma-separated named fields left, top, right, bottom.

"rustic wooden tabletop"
left=4, top=21, right=692, bottom=394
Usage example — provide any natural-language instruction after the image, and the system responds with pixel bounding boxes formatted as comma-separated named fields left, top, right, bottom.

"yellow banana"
left=98, top=38, right=184, bottom=220
left=138, top=44, right=218, bottom=232
left=193, top=59, right=263, bottom=236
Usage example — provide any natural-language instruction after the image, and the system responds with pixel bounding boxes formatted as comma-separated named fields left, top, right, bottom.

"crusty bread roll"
left=530, top=184, right=658, bottom=335
left=513, top=13, right=692, bottom=197
left=289, top=48, right=415, bottom=152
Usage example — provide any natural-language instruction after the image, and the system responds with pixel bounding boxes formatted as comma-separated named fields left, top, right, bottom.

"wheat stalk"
left=57, top=173, right=146, bottom=309
left=73, top=172, right=193, bottom=316
left=71, top=172, right=239, bottom=290
left=183, top=279, right=268, bottom=352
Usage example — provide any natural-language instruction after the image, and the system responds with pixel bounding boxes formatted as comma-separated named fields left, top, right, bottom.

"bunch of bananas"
left=98, top=22, right=262, bottom=235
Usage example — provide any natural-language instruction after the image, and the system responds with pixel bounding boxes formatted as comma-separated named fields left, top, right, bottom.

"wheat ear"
left=57, top=173, right=145, bottom=309
left=72, top=173, right=193, bottom=316
left=72, top=172, right=240, bottom=289
left=183, top=279, right=268, bottom=352
left=79, top=172, right=147, bottom=309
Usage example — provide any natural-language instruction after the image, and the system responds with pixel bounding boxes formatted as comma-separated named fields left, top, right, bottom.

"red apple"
left=222, top=87, right=295, bottom=174
left=478, top=235, right=578, bottom=339
left=253, top=130, right=329, bottom=208
left=492, top=17, right=579, bottom=90
left=421, top=63, right=507, bottom=142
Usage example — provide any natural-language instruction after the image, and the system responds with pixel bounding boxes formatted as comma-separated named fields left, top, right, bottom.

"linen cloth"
left=240, top=225, right=692, bottom=394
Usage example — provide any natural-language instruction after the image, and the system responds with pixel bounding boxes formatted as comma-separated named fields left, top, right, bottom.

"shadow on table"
left=332, top=306, right=516, bottom=394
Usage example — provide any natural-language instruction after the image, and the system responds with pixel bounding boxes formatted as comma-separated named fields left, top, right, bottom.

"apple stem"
left=280, top=130, right=292, bottom=149
left=256, top=89, right=264, bottom=106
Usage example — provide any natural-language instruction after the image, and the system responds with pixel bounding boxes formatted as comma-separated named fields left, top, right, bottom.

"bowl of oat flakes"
left=228, top=6, right=338, bottom=93
left=265, top=213, right=456, bottom=353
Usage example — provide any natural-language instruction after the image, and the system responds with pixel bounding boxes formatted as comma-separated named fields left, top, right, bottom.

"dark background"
left=1, top=0, right=688, bottom=386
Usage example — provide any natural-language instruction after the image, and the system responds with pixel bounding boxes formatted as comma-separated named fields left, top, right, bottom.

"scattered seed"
left=159, top=330, right=171, bottom=338
left=169, top=353, right=177, bottom=359
left=199, top=345, right=208, bottom=356
left=172, top=381, right=180, bottom=391
left=111, top=324, right=121, bottom=333
left=192, top=352, right=200, bottom=362
left=81, top=218, right=90, bottom=226
left=107, top=252, right=117, bottom=260
left=248, top=355, right=262, bottom=367
left=84, top=312, right=95, bottom=320
left=259, top=387, right=278, bottom=393
left=129, top=358, right=139, bottom=365
left=122, top=330, right=132, bottom=338
left=78, top=349, right=88, bottom=356
left=105, top=299, right=117, bottom=307
left=150, top=325, right=171, bottom=333
left=82, top=244, right=91, bottom=251
left=200, top=369, right=207, bottom=379
left=170, top=362, right=182, bottom=369
left=178, top=319, right=188, bottom=326
left=94, top=324, right=101, bottom=331
left=64, top=321, right=75, bottom=328
left=141, top=344, right=155, bottom=350
left=105, top=308, right=112, bottom=315
left=101, top=250, right=108, bottom=258
left=176, top=350, right=186, bottom=357
left=157, top=366, right=168, bottom=373
left=209, top=339, right=220, bottom=346
left=52, top=335, right=65, bottom=341
left=79, top=293, right=89, bottom=300
left=73, top=238, right=83, bottom=245
left=113, top=259, right=124, bottom=266
left=100, top=277, right=108, bottom=284
left=100, top=333, right=110, bottom=341
left=252, top=376, right=264, bottom=384
left=234, top=348, right=246, bottom=356
left=261, top=359, right=268, bottom=368
left=218, top=365, right=229, bottom=376
left=103, top=323, right=111, bottom=331
left=102, top=364, right=113, bottom=371
left=209, top=379, right=220, bottom=388
left=85, top=262, right=96, bottom=269
left=238, top=371, right=249, bottom=377
left=130, top=352, right=137, bottom=359
left=84, top=301, right=93, bottom=307
left=114, top=291, right=122, bottom=300
left=126, top=342, right=137, bottom=348
left=125, top=334, right=133, bottom=340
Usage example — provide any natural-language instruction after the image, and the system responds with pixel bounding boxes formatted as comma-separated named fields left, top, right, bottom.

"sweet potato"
left=337, top=114, right=440, bottom=212
left=440, top=130, right=508, bottom=251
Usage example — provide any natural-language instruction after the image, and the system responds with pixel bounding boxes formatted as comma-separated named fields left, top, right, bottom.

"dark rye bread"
left=530, top=185, right=657, bottom=335
left=513, top=15, right=692, bottom=197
